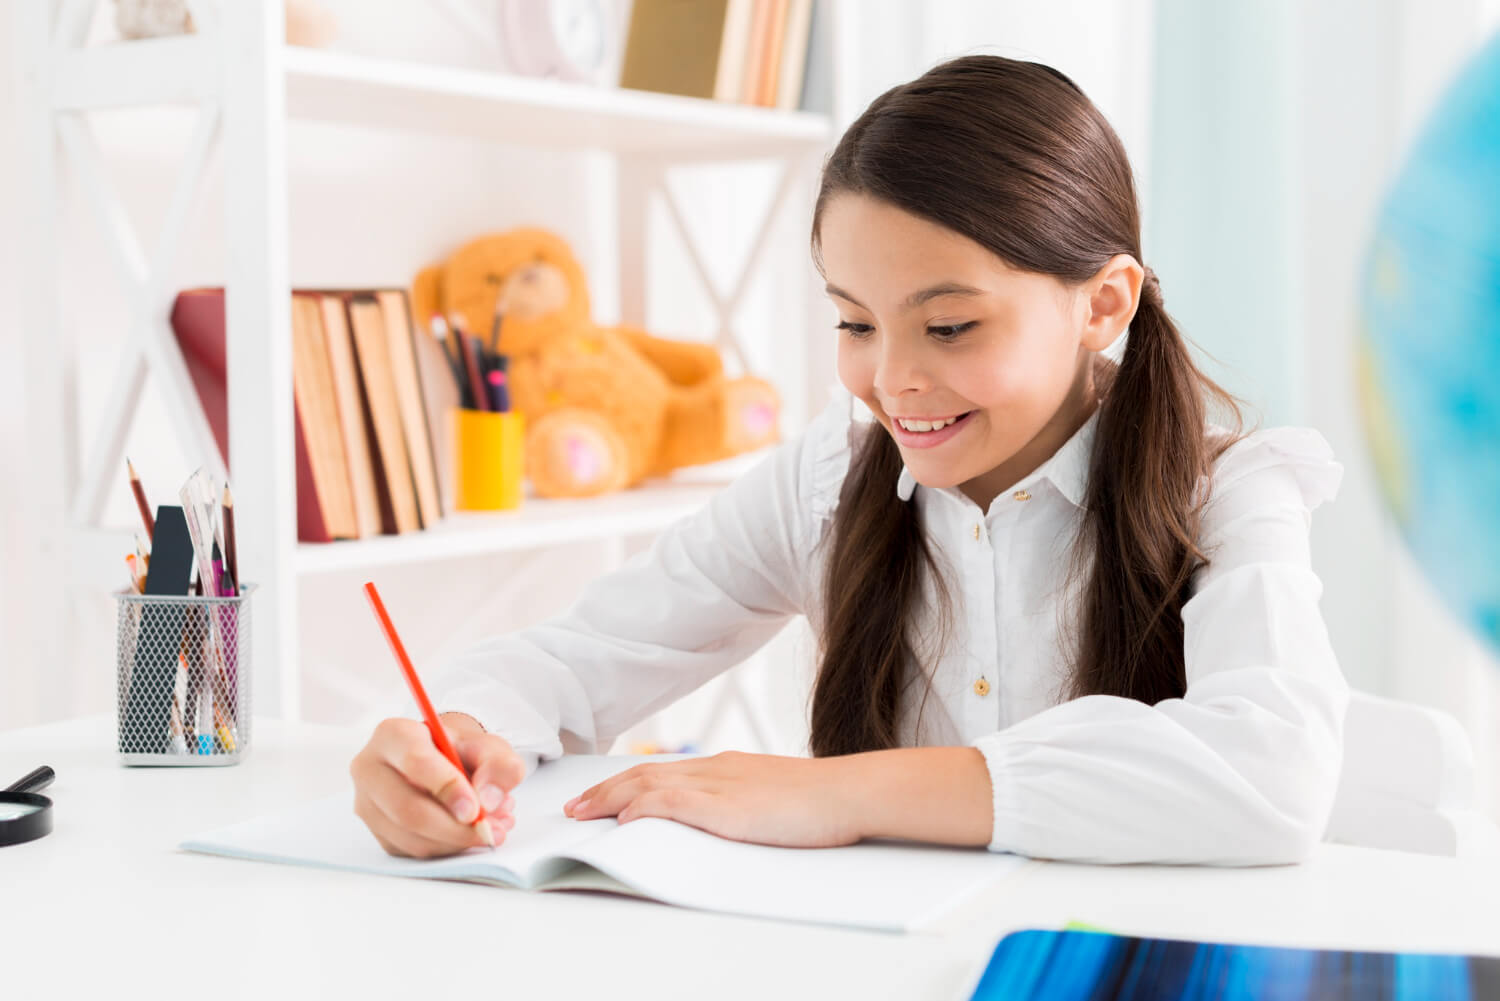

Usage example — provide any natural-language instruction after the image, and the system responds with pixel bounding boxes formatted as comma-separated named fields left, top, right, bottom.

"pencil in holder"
left=454, top=408, right=525, bottom=511
left=114, top=584, right=254, bottom=766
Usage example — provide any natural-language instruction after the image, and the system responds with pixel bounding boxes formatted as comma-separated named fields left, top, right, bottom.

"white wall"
left=1, top=4, right=33, bottom=724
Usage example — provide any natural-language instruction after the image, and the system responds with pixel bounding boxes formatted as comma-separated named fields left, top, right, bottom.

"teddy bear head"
left=437, top=227, right=592, bottom=357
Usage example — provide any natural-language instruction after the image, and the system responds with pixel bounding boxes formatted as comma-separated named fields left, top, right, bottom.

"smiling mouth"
left=893, top=412, right=972, bottom=433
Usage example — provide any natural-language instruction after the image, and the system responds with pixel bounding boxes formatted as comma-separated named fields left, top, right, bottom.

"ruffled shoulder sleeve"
left=1192, top=424, right=1345, bottom=589
left=798, top=392, right=863, bottom=523
left=1208, top=424, right=1344, bottom=513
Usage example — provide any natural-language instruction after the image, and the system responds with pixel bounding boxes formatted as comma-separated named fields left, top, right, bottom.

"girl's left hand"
left=562, top=751, right=863, bottom=849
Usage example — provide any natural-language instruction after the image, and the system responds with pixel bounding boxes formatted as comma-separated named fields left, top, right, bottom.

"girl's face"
left=818, top=193, right=1139, bottom=508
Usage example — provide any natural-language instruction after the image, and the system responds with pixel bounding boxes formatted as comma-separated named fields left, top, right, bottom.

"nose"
left=872, top=334, right=931, bottom=400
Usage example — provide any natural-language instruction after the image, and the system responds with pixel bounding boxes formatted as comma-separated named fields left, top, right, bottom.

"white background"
left=3, top=0, right=1498, bottom=821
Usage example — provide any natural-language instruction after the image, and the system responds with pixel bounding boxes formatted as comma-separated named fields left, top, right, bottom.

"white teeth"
left=897, top=415, right=960, bottom=432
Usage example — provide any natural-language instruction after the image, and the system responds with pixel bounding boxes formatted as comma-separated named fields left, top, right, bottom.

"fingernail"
left=451, top=797, right=477, bottom=823
left=479, top=784, right=504, bottom=812
left=502, top=793, right=515, bottom=812
left=563, top=795, right=579, bottom=811
left=572, top=798, right=590, bottom=816
left=501, top=815, right=516, bottom=831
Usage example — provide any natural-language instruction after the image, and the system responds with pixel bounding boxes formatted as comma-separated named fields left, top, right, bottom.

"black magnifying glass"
left=0, top=766, right=55, bottom=847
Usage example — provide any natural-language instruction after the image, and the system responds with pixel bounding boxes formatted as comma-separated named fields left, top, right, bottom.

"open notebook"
left=180, top=753, right=1029, bottom=933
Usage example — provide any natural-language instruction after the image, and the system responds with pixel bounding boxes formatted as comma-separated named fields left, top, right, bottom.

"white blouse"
left=429, top=393, right=1349, bottom=866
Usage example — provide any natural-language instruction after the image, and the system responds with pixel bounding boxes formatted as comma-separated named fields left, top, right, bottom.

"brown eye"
left=928, top=322, right=977, bottom=341
left=836, top=321, right=873, bottom=338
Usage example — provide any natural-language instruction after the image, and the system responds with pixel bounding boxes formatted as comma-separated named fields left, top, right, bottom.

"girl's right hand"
left=350, top=712, right=528, bottom=858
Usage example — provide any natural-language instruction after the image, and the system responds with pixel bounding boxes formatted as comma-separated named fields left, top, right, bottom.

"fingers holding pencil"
left=351, top=717, right=514, bottom=856
left=357, top=582, right=530, bottom=857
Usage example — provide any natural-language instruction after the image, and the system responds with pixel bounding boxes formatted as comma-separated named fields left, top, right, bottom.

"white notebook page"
left=181, top=754, right=1030, bottom=932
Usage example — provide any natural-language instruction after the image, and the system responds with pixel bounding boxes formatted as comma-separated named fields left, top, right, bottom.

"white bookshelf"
left=16, top=0, right=835, bottom=724
left=51, top=33, right=832, bottom=155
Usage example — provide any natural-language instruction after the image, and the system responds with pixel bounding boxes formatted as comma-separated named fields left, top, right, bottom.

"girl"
left=350, top=55, right=1347, bottom=865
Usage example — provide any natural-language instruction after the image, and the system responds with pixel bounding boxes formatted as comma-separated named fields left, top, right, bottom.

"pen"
left=488, top=354, right=511, bottom=412
left=212, top=700, right=236, bottom=753
left=180, top=650, right=201, bottom=753
left=362, top=581, right=494, bottom=847
left=221, top=484, right=239, bottom=595
left=169, top=695, right=188, bottom=755
left=488, top=310, right=504, bottom=354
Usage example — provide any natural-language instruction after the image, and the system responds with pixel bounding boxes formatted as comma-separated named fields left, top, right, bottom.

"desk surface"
left=3, top=717, right=1498, bottom=1001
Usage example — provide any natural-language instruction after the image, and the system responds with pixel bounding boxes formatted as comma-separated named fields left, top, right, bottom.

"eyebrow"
left=824, top=281, right=988, bottom=312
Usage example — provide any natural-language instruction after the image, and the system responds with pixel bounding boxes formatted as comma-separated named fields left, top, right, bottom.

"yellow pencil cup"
left=454, top=408, right=525, bottom=511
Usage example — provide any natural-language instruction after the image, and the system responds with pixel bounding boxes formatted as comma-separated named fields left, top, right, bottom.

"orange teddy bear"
left=412, top=228, right=780, bottom=498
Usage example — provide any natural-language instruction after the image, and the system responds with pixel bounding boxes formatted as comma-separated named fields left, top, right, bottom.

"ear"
left=1080, top=254, right=1144, bottom=352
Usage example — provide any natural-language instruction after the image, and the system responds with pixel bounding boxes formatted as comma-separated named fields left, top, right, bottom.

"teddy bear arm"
left=652, top=376, right=780, bottom=477
left=616, top=327, right=723, bottom=388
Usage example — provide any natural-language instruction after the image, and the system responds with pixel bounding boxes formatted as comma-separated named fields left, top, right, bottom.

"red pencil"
left=126, top=458, right=155, bottom=540
left=362, top=581, right=493, bottom=847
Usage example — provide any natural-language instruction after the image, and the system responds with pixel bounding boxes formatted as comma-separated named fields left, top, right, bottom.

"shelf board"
left=52, top=38, right=833, bottom=157
left=294, top=445, right=772, bottom=575
left=295, top=477, right=722, bottom=575
left=284, top=47, right=832, bottom=156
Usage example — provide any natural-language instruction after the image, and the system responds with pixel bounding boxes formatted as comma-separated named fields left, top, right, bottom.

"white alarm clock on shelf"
left=499, top=0, right=612, bottom=85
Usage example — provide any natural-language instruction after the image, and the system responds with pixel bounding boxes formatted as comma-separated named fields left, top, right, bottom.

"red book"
left=170, top=288, right=358, bottom=544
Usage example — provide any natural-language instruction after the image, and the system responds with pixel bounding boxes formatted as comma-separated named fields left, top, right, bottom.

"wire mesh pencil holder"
left=115, top=584, right=254, bottom=766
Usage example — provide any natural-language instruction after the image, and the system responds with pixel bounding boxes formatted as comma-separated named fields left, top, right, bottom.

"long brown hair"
left=807, top=55, right=1240, bottom=758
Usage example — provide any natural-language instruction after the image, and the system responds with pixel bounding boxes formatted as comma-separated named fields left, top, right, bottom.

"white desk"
left=3, top=717, right=1498, bottom=1000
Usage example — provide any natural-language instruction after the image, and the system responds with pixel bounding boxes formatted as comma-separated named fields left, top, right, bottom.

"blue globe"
left=1358, top=30, right=1500, bottom=656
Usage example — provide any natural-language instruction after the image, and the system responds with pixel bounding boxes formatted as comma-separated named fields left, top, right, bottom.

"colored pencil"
left=127, top=458, right=155, bottom=540
left=362, top=581, right=493, bottom=847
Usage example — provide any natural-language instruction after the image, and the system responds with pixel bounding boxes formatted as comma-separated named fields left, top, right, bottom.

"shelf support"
left=655, top=159, right=798, bottom=378
left=696, top=664, right=782, bottom=754
left=14, top=0, right=74, bottom=722
left=62, top=106, right=228, bottom=527
left=614, top=150, right=813, bottom=753
left=221, top=0, right=299, bottom=720
left=51, top=0, right=99, bottom=49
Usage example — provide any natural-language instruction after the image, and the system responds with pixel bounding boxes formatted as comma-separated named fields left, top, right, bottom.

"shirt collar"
left=895, top=408, right=1099, bottom=510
